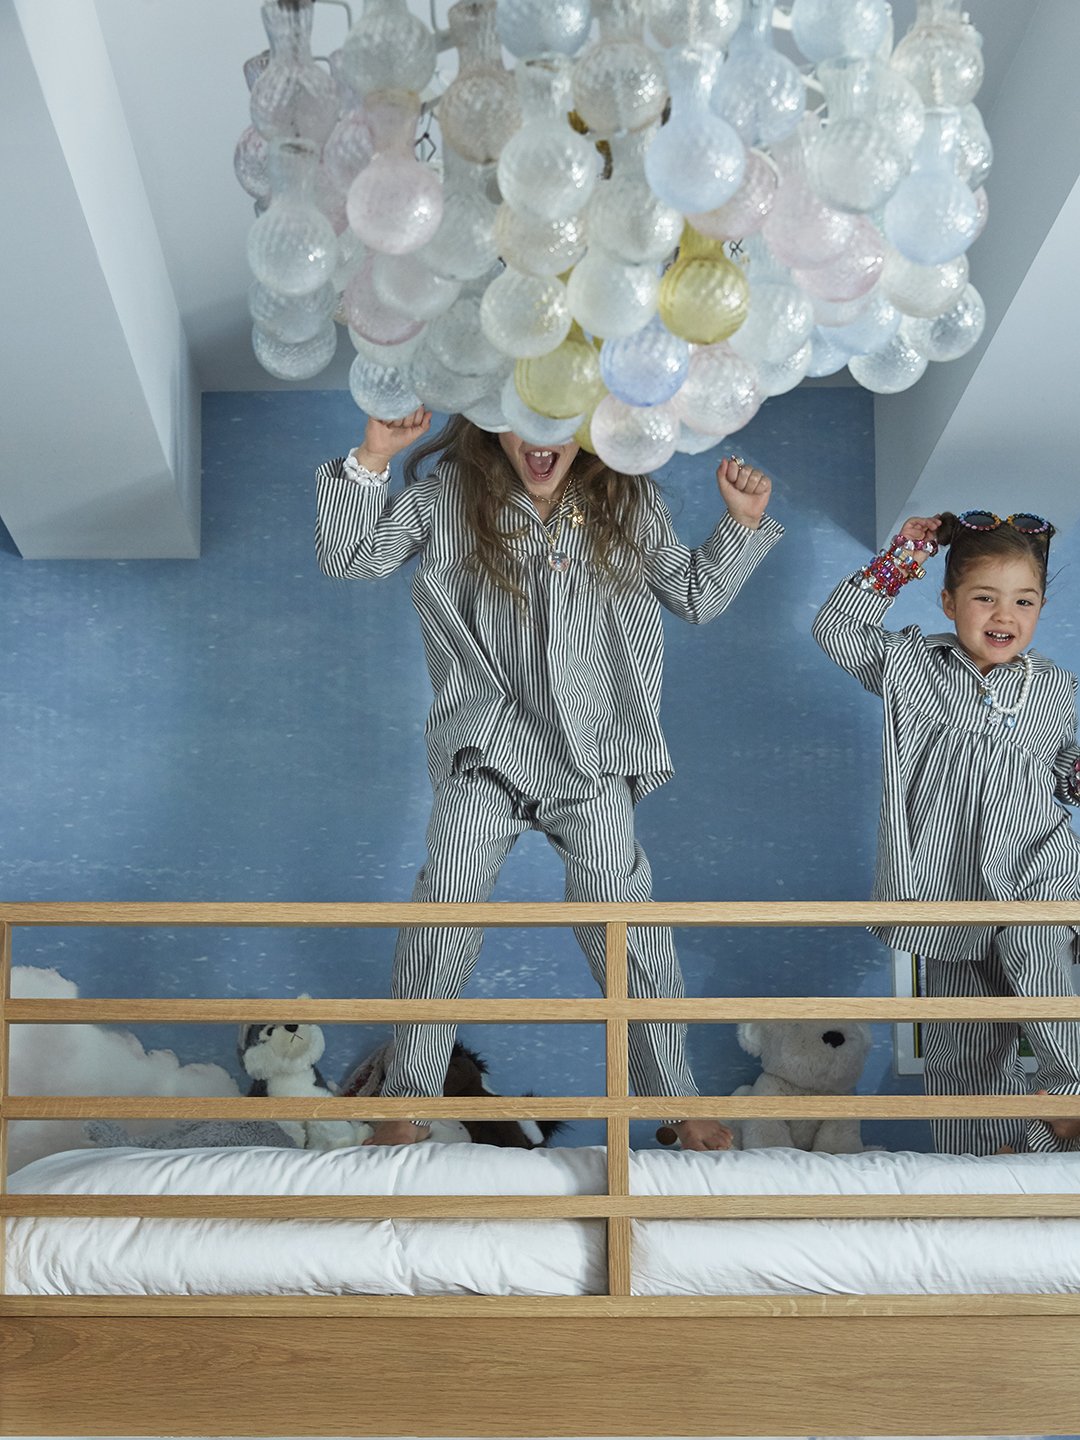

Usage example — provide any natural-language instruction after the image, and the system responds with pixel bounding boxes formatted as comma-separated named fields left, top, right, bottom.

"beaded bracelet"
left=857, top=533, right=939, bottom=597
left=1071, top=757, right=1080, bottom=804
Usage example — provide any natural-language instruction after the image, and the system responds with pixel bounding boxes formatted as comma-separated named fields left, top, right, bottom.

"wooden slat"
left=10, top=994, right=1080, bottom=1024
left=4, top=1193, right=1080, bottom=1220
left=3, top=1292, right=1080, bottom=1318
left=4, top=899, right=1080, bottom=927
left=6, top=1094, right=1080, bottom=1121
left=0, top=918, right=9, bottom=1299
left=604, top=921, right=632, bottom=1297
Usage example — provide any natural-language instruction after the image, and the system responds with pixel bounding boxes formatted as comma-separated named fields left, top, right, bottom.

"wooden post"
left=604, top=920, right=631, bottom=1297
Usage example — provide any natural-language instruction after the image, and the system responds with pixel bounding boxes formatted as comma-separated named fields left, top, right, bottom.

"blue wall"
left=5, top=386, right=1079, bottom=1149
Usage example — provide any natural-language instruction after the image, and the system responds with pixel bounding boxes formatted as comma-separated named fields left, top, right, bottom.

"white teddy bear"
left=724, top=1019, right=875, bottom=1153
left=238, top=1013, right=363, bottom=1151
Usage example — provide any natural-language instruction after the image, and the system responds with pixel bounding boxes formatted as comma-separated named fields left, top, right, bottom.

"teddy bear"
left=656, top=1020, right=875, bottom=1153
left=238, top=1007, right=364, bottom=1151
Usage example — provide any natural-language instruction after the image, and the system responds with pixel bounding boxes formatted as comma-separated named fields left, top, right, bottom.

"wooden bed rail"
left=3, top=901, right=1080, bottom=1308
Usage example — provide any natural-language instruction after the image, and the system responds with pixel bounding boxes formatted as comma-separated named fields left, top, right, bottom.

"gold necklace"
left=542, top=484, right=572, bottom=572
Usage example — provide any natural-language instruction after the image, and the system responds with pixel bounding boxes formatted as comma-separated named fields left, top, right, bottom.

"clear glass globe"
left=599, top=314, right=691, bottom=407
left=249, top=279, right=337, bottom=343
left=812, top=290, right=874, bottom=328
left=247, top=139, right=338, bottom=296
left=347, top=156, right=443, bottom=255
left=373, top=252, right=461, bottom=321
left=410, top=346, right=494, bottom=413
left=754, top=336, right=812, bottom=395
left=827, top=287, right=900, bottom=353
left=493, top=205, right=588, bottom=276
left=342, top=252, right=426, bottom=344
left=235, top=126, right=270, bottom=202
left=439, top=1, right=522, bottom=164
left=711, top=0, right=805, bottom=147
left=972, top=184, right=988, bottom=241
left=350, top=327, right=428, bottom=369
left=902, top=282, right=985, bottom=361
left=480, top=268, right=573, bottom=357
left=463, top=387, right=511, bottom=432
left=646, top=0, right=743, bottom=49
left=252, top=320, right=338, bottom=380
left=332, top=227, right=366, bottom=294
left=890, top=0, right=984, bottom=108
left=571, top=24, right=668, bottom=138
left=413, top=151, right=500, bottom=281
left=761, top=116, right=856, bottom=269
left=587, top=128, right=683, bottom=264
left=339, top=0, right=437, bottom=97
left=805, top=326, right=851, bottom=376
left=687, top=147, right=777, bottom=242
left=590, top=395, right=680, bottom=473
left=675, top=421, right=726, bottom=454
left=427, top=294, right=508, bottom=376
left=249, top=1, right=339, bottom=146
left=806, top=103, right=907, bottom=215
left=497, top=119, right=597, bottom=223
left=847, top=330, right=929, bottom=391
left=566, top=247, right=659, bottom=340
left=955, top=102, right=992, bottom=189
left=880, top=241, right=968, bottom=317
left=348, top=352, right=423, bottom=420
left=643, top=45, right=746, bottom=215
left=789, top=0, right=890, bottom=62
left=500, top=374, right=583, bottom=444
left=727, top=280, right=814, bottom=365
left=671, top=343, right=760, bottom=434
left=496, top=0, right=592, bottom=57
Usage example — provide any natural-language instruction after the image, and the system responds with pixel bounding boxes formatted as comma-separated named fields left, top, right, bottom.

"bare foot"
left=1036, top=1090, right=1080, bottom=1142
left=668, top=1118, right=733, bottom=1152
left=361, top=1120, right=430, bottom=1147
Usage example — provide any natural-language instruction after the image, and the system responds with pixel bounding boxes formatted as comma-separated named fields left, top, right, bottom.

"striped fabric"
left=815, top=573, right=1080, bottom=1151
left=316, top=456, right=783, bottom=1104
left=317, top=458, right=783, bottom=803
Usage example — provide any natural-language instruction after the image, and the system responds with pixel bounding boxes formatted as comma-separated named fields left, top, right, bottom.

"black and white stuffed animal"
left=238, top=1007, right=360, bottom=1151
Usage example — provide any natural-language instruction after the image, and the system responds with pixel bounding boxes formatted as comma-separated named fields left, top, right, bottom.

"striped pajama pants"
left=923, top=927, right=1080, bottom=1155
left=381, top=766, right=698, bottom=1107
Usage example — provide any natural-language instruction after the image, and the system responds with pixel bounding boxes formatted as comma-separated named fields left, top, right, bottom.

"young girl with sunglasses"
left=814, top=509, right=1080, bottom=1155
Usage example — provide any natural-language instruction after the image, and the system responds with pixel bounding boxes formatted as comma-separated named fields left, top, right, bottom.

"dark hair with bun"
left=937, top=511, right=1055, bottom=595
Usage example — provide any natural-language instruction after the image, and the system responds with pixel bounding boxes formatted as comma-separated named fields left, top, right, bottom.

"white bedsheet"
left=7, top=1144, right=1080, bottom=1297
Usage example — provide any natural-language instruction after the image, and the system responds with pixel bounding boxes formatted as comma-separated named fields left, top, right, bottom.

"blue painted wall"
left=5, top=387, right=1079, bottom=1149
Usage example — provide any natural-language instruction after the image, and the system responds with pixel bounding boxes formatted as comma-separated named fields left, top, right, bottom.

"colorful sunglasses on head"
left=957, top=510, right=1055, bottom=538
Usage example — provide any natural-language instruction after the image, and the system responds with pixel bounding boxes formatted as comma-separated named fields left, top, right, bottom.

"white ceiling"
left=2, top=0, right=1078, bottom=556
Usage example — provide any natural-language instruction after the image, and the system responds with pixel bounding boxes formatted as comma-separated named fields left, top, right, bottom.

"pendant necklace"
left=542, top=483, right=575, bottom=572
left=979, top=651, right=1034, bottom=729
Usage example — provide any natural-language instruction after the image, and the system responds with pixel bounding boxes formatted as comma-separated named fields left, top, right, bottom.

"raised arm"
left=316, top=409, right=435, bottom=579
left=812, top=516, right=940, bottom=696
left=642, top=458, right=783, bottom=624
left=1052, top=682, right=1080, bottom=808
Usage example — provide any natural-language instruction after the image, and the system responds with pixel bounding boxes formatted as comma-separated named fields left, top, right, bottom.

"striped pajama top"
left=316, top=458, right=782, bottom=803
left=814, top=573, right=1080, bottom=961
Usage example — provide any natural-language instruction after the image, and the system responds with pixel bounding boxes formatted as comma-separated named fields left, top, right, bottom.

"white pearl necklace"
left=979, top=651, right=1034, bottom=729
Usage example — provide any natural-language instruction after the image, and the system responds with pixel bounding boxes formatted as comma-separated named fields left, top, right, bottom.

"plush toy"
left=340, top=1040, right=563, bottom=1149
left=656, top=1020, right=875, bottom=1153
left=86, top=1118, right=298, bottom=1150
left=238, top=1005, right=362, bottom=1151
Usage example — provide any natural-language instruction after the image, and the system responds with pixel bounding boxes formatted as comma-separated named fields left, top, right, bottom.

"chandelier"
left=235, top=0, right=990, bottom=473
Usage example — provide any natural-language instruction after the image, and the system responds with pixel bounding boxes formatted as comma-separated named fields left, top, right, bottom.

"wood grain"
left=4, top=898, right=1080, bottom=927
left=9, top=995, right=1080, bottom=1023
left=4, top=1314, right=1080, bottom=1434
left=7, top=1094, right=1080, bottom=1120
left=5, top=1193, right=1080, bottom=1220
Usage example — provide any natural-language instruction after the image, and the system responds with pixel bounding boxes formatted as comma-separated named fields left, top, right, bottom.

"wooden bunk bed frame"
left=2, top=899, right=1080, bottom=1437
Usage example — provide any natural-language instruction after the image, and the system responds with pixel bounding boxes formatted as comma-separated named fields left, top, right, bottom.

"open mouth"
left=523, top=448, right=559, bottom=484
left=985, top=630, right=1015, bottom=646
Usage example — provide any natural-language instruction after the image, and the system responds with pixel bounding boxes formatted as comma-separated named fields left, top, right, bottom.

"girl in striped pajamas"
left=814, top=510, right=1080, bottom=1155
left=317, top=408, right=783, bottom=1149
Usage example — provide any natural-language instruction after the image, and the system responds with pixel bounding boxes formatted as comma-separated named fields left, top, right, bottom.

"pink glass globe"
left=347, top=157, right=443, bottom=255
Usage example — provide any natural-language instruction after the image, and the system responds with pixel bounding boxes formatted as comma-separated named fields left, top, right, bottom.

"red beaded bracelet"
left=857, top=533, right=939, bottom=597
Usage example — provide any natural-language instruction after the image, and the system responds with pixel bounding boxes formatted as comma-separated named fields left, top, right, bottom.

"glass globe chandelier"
left=235, top=0, right=991, bottom=465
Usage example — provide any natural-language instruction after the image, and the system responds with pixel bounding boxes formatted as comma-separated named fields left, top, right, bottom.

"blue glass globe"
left=599, top=315, right=691, bottom=407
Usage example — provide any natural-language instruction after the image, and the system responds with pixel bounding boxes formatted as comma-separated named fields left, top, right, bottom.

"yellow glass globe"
left=659, top=223, right=750, bottom=345
left=513, top=321, right=606, bottom=419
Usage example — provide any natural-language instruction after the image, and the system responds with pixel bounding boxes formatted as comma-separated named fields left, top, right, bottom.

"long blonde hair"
left=403, top=416, right=650, bottom=607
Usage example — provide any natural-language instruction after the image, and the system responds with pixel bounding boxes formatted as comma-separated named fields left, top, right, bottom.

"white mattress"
left=7, top=1144, right=1080, bottom=1297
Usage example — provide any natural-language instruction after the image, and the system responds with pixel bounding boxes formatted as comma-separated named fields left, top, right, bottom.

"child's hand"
left=352, top=407, right=432, bottom=472
left=717, top=456, right=771, bottom=531
left=900, top=515, right=941, bottom=545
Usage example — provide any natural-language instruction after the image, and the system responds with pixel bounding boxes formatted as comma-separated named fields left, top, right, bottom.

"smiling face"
left=498, top=431, right=579, bottom=508
left=941, top=555, right=1046, bottom=674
